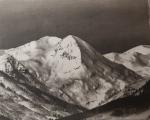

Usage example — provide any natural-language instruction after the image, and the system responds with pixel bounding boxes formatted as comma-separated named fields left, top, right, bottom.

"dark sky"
left=0, top=0, right=149, bottom=53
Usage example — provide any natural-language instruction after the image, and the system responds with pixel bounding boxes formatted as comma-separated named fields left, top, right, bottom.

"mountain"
left=1, top=35, right=146, bottom=109
left=0, top=35, right=149, bottom=120
left=104, top=45, right=150, bottom=79
left=59, top=44, right=150, bottom=120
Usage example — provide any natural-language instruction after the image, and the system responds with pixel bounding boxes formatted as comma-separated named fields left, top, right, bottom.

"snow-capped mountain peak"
left=1, top=35, right=144, bottom=109
left=0, top=35, right=149, bottom=120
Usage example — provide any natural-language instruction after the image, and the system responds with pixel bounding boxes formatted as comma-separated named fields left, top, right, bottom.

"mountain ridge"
left=2, top=35, right=145, bottom=109
left=0, top=35, right=149, bottom=120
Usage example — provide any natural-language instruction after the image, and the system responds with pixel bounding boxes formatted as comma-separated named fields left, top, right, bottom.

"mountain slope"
left=2, top=35, right=146, bottom=109
left=59, top=44, right=150, bottom=120
left=104, top=45, right=150, bottom=79
left=0, top=54, right=83, bottom=120
left=59, top=79, right=150, bottom=120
